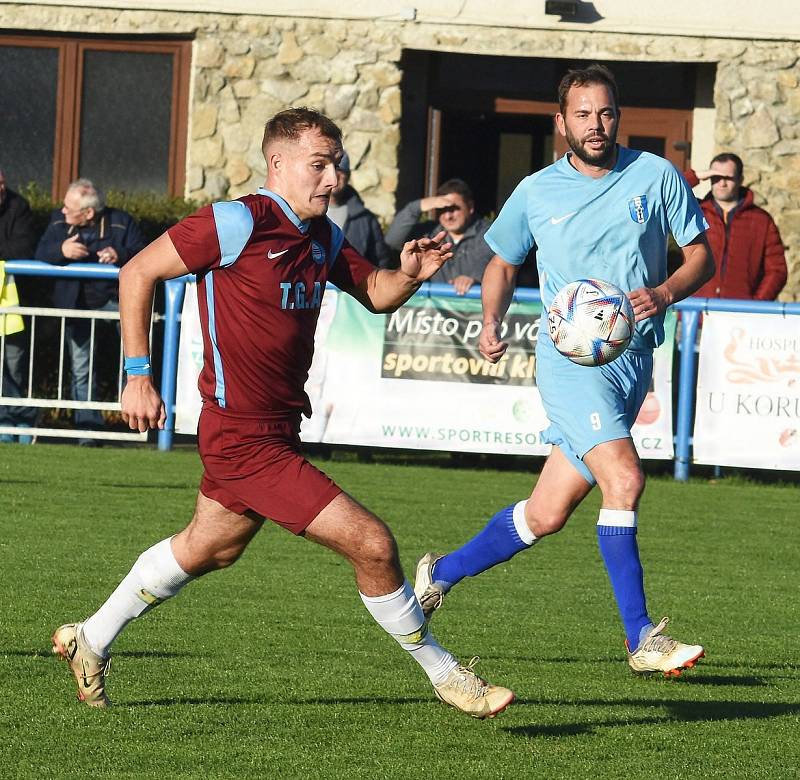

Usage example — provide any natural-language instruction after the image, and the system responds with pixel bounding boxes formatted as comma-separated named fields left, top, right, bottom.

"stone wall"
left=4, top=5, right=800, bottom=298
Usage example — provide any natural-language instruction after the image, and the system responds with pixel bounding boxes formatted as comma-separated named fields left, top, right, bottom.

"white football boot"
left=627, top=616, right=704, bottom=677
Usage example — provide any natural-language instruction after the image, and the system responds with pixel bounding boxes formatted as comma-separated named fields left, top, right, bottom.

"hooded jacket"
left=333, top=186, right=391, bottom=268
left=685, top=170, right=787, bottom=300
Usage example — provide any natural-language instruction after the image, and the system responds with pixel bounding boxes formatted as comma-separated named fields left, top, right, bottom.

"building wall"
left=20, top=0, right=800, bottom=43
left=4, top=4, right=800, bottom=299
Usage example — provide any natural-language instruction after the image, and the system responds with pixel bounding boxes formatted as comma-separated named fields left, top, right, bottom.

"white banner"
left=174, top=282, right=204, bottom=434
left=631, top=312, right=675, bottom=460
left=174, top=286, right=675, bottom=459
left=693, top=311, right=800, bottom=469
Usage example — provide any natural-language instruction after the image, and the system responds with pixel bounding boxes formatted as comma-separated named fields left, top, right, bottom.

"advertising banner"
left=174, top=286, right=675, bottom=459
left=174, top=282, right=204, bottom=435
left=630, top=311, right=676, bottom=460
left=300, top=290, right=551, bottom=454
left=693, top=312, right=800, bottom=469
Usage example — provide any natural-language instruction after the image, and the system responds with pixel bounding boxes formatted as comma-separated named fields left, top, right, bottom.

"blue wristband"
left=124, top=356, right=152, bottom=376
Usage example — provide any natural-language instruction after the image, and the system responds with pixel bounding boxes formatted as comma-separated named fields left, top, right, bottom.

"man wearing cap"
left=328, top=151, right=391, bottom=268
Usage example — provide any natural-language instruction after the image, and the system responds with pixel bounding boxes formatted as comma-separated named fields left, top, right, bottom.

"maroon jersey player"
left=51, top=108, right=514, bottom=720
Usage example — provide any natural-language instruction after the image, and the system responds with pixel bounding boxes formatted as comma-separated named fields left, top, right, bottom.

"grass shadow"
left=10, top=648, right=202, bottom=659
left=505, top=699, right=800, bottom=738
left=288, top=695, right=432, bottom=706
left=125, top=697, right=260, bottom=707
left=680, top=674, right=766, bottom=687
left=115, top=650, right=203, bottom=659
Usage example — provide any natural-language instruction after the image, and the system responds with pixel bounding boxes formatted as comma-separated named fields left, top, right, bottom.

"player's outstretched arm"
left=119, top=233, right=191, bottom=432
left=628, top=234, right=714, bottom=322
left=349, top=230, right=453, bottom=313
left=479, top=255, right=518, bottom=363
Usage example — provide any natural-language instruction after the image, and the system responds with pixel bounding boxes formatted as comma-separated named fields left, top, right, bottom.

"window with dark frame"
left=0, top=34, right=190, bottom=199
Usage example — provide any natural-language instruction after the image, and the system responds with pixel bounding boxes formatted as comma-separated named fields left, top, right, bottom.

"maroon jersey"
left=168, top=188, right=374, bottom=415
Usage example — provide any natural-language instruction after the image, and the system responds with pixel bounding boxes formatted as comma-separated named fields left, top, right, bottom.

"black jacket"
left=35, top=207, right=146, bottom=309
left=0, top=189, right=37, bottom=259
left=335, top=187, right=391, bottom=268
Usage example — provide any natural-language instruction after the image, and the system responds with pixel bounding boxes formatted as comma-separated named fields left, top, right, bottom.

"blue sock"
left=596, top=509, right=652, bottom=651
left=433, top=502, right=536, bottom=591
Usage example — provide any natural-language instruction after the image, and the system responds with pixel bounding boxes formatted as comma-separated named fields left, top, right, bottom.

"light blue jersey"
left=485, top=146, right=708, bottom=352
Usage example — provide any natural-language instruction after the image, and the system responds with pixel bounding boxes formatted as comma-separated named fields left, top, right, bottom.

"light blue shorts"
left=536, top=337, right=653, bottom=485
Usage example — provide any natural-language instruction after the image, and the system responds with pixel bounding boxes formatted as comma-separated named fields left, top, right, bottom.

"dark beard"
left=565, top=126, right=617, bottom=167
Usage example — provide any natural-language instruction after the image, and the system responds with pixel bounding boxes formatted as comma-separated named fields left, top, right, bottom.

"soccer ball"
left=547, top=278, right=634, bottom=366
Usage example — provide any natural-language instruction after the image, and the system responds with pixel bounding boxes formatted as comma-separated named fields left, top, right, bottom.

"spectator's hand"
left=479, top=320, right=508, bottom=363
left=399, top=230, right=453, bottom=282
left=628, top=285, right=671, bottom=322
left=420, top=194, right=459, bottom=212
left=694, top=170, right=716, bottom=181
left=121, top=376, right=166, bottom=432
left=450, top=275, right=476, bottom=296
left=62, top=234, right=89, bottom=260
left=98, top=246, right=118, bottom=265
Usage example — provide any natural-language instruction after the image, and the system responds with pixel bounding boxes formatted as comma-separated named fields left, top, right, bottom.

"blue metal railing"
left=3, top=260, right=179, bottom=448
left=4, top=261, right=799, bottom=477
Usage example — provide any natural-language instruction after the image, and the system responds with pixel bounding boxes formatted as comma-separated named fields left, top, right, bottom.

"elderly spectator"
left=685, top=153, right=787, bottom=300
left=327, top=151, right=391, bottom=268
left=0, top=168, right=37, bottom=443
left=35, top=178, right=146, bottom=444
left=386, top=179, right=494, bottom=295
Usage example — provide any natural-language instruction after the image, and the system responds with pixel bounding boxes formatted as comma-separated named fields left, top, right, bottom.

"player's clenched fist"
left=121, top=377, right=166, bottom=432
left=479, top=320, right=508, bottom=363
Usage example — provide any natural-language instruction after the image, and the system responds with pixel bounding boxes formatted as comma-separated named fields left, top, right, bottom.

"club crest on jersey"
left=628, top=195, right=649, bottom=224
left=311, top=240, right=326, bottom=265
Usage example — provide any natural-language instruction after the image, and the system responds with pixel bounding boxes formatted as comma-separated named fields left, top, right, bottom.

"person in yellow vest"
left=0, top=168, right=37, bottom=444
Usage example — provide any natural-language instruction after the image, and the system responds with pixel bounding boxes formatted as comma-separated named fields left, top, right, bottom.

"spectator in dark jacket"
left=327, top=151, right=391, bottom=267
left=685, top=153, right=787, bottom=300
left=0, top=168, right=37, bottom=442
left=0, top=169, right=36, bottom=260
left=386, top=178, right=493, bottom=295
left=35, top=178, right=146, bottom=443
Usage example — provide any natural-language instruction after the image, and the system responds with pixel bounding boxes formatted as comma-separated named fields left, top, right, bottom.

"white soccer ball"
left=547, top=278, right=635, bottom=366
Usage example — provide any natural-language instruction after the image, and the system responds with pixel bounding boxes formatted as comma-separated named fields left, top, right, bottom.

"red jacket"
left=684, top=170, right=787, bottom=300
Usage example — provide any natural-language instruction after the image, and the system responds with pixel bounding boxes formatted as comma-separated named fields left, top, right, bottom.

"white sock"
left=360, top=581, right=458, bottom=685
left=512, top=500, right=539, bottom=546
left=81, top=537, right=193, bottom=657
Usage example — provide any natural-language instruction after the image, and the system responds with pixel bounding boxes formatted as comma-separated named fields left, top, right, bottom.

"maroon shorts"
left=197, top=406, right=342, bottom=535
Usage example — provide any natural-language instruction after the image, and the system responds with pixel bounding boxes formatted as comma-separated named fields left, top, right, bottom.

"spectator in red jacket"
left=685, top=153, right=787, bottom=300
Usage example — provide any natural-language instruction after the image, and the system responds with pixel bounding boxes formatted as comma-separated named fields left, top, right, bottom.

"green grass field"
left=1, top=444, right=798, bottom=779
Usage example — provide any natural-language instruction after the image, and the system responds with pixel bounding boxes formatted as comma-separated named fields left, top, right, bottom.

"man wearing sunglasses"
left=685, top=153, right=787, bottom=300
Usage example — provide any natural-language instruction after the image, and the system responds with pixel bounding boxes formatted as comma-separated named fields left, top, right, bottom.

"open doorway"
left=397, top=51, right=709, bottom=216
left=435, top=111, right=553, bottom=218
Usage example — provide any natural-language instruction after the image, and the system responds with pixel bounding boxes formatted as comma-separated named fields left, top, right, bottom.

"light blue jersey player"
left=414, top=64, right=715, bottom=677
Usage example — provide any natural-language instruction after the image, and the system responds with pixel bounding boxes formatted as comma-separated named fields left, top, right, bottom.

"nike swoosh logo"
left=550, top=211, right=578, bottom=225
left=267, top=249, right=289, bottom=259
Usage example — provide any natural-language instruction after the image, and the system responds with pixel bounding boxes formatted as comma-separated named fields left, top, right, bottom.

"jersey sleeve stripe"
left=328, top=219, right=345, bottom=266
left=204, top=272, right=227, bottom=408
left=211, top=200, right=255, bottom=267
